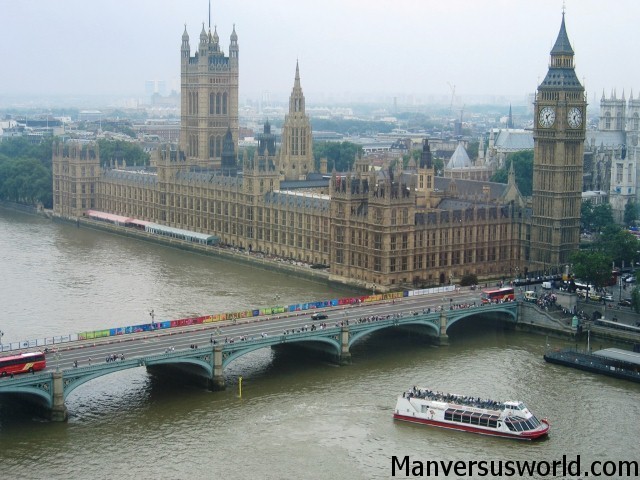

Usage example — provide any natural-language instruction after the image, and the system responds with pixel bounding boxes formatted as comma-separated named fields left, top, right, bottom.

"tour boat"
left=393, top=387, right=550, bottom=440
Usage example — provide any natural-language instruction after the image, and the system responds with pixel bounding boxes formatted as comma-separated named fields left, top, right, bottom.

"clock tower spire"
left=530, top=12, right=586, bottom=274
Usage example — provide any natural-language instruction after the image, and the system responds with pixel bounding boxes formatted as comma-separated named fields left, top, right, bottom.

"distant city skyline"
left=2, top=0, right=640, bottom=107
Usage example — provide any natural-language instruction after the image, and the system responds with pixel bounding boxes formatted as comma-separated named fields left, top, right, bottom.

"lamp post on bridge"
left=0, top=330, right=4, bottom=351
left=372, top=283, right=376, bottom=296
left=54, top=349, right=60, bottom=372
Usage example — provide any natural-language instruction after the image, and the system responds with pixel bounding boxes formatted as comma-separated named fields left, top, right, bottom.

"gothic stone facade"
left=53, top=15, right=583, bottom=290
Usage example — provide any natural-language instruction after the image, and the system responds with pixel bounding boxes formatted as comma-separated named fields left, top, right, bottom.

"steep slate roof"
left=539, top=14, right=582, bottom=91
left=434, top=176, right=508, bottom=200
left=585, top=130, right=626, bottom=149
left=264, top=190, right=331, bottom=212
left=103, top=168, right=158, bottom=186
left=446, top=142, right=472, bottom=168
left=493, top=129, right=534, bottom=151
left=279, top=179, right=329, bottom=190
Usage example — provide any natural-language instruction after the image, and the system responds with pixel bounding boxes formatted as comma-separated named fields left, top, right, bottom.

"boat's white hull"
left=394, top=396, right=550, bottom=440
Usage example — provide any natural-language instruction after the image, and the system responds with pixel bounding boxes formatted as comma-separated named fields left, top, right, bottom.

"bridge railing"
left=1, top=285, right=459, bottom=355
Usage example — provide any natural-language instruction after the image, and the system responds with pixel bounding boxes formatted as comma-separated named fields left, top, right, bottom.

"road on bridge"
left=12, top=288, right=488, bottom=374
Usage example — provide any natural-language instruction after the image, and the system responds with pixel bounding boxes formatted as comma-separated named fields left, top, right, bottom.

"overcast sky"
left=1, top=0, right=638, bottom=105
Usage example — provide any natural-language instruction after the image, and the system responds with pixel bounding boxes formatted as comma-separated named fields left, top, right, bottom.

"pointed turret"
left=550, top=13, right=574, bottom=56
left=419, top=138, right=433, bottom=169
left=508, top=159, right=516, bottom=185
left=539, top=13, right=582, bottom=91
left=181, top=25, right=191, bottom=62
left=279, top=61, right=313, bottom=180
left=229, top=24, right=239, bottom=62
left=200, top=23, right=208, bottom=43
left=289, top=60, right=305, bottom=113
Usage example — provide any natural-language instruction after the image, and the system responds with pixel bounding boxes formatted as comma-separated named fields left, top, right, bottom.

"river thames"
left=0, top=208, right=638, bottom=479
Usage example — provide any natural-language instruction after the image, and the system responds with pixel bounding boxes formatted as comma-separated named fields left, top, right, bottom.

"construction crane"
left=447, top=82, right=456, bottom=118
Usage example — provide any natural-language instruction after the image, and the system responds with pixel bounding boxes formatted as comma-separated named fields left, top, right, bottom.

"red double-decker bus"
left=0, top=351, right=47, bottom=377
left=481, top=287, right=515, bottom=304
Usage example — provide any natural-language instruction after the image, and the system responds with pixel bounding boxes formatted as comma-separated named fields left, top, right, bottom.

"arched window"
left=209, top=93, right=215, bottom=115
left=216, top=93, right=221, bottom=114
left=209, top=136, right=215, bottom=158
left=222, top=92, right=228, bottom=115
left=216, top=136, right=222, bottom=157
left=605, top=112, right=611, bottom=130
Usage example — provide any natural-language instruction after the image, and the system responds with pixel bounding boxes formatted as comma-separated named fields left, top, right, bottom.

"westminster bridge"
left=0, top=294, right=518, bottom=421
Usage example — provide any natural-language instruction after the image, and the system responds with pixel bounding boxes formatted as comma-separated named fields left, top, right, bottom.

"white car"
left=603, top=293, right=614, bottom=301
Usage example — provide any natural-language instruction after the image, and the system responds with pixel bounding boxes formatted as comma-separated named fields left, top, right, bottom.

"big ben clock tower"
left=530, top=12, right=586, bottom=273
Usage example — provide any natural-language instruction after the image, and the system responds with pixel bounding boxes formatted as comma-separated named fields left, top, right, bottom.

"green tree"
left=310, top=118, right=395, bottom=136
left=591, top=203, right=615, bottom=232
left=0, top=137, right=53, bottom=168
left=0, top=157, right=52, bottom=207
left=466, top=140, right=479, bottom=161
left=581, top=199, right=595, bottom=231
left=97, top=139, right=149, bottom=167
left=595, top=228, right=638, bottom=267
left=490, top=150, right=533, bottom=196
left=0, top=138, right=54, bottom=207
left=459, top=273, right=478, bottom=286
left=580, top=201, right=616, bottom=233
left=570, top=250, right=612, bottom=291
left=623, top=200, right=638, bottom=226
left=313, top=141, right=363, bottom=172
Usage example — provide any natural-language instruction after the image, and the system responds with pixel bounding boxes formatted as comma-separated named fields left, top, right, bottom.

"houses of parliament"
left=52, top=13, right=586, bottom=291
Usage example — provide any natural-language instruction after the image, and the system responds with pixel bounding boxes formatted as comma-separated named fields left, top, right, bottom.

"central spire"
left=551, top=12, right=574, bottom=56
left=289, top=61, right=305, bottom=113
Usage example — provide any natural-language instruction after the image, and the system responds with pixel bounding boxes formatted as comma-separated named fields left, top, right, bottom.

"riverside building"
left=53, top=14, right=583, bottom=291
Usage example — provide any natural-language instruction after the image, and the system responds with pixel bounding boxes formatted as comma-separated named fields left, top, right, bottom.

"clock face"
left=567, top=107, right=583, bottom=128
left=538, top=106, right=556, bottom=128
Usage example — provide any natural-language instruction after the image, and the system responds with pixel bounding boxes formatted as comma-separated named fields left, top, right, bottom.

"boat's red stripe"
left=393, top=414, right=549, bottom=440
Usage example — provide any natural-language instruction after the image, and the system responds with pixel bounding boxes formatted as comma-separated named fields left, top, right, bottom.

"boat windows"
left=452, top=413, right=462, bottom=422
left=505, top=419, right=517, bottom=431
left=444, top=411, right=453, bottom=421
left=461, top=414, right=471, bottom=424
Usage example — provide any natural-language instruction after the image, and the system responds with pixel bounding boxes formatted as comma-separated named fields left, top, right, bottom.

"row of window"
left=443, top=410, right=500, bottom=429
left=0, top=354, right=45, bottom=367
left=185, top=91, right=229, bottom=116
left=504, top=416, right=541, bottom=432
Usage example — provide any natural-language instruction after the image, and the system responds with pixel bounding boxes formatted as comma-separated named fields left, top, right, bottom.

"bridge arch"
left=445, top=303, right=518, bottom=333
left=0, top=382, right=54, bottom=408
left=348, top=318, right=440, bottom=348
left=222, top=335, right=341, bottom=368
left=62, top=354, right=216, bottom=400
